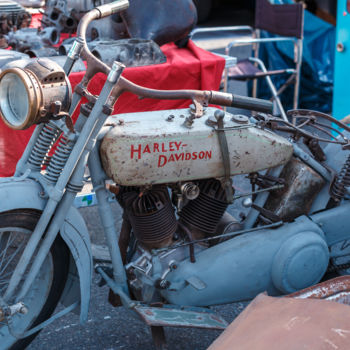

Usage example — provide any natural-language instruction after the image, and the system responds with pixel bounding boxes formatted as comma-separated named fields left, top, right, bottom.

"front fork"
left=88, top=146, right=129, bottom=292
left=3, top=62, right=128, bottom=306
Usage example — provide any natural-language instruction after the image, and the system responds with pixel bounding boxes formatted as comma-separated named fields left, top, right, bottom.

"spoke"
left=0, top=269, right=18, bottom=279
left=0, top=230, right=28, bottom=300
left=0, top=269, right=22, bottom=283
left=0, top=240, right=26, bottom=277
left=0, top=235, right=18, bottom=264
left=0, top=233, right=15, bottom=269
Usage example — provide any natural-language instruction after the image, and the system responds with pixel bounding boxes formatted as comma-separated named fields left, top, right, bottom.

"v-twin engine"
left=116, top=178, right=240, bottom=301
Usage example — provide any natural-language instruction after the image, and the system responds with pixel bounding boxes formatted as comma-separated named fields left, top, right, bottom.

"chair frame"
left=190, top=26, right=254, bottom=94
left=225, top=2, right=304, bottom=121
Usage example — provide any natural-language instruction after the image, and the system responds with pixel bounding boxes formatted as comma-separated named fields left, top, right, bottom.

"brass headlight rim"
left=0, top=67, right=42, bottom=130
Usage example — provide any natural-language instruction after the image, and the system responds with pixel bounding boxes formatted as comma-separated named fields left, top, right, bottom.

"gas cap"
left=231, top=114, right=249, bottom=124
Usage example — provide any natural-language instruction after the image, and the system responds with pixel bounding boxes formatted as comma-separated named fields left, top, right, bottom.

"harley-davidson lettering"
left=130, top=141, right=212, bottom=167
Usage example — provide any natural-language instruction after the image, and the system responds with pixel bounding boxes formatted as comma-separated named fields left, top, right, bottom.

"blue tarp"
left=258, top=9, right=336, bottom=112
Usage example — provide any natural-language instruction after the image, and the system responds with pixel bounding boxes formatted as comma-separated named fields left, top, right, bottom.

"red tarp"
left=0, top=40, right=225, bottom=176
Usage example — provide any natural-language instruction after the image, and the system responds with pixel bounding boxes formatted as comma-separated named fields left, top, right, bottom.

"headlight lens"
left=0, top=58, right=71, bottom=130
left=0, top=70, right=32, bottom=129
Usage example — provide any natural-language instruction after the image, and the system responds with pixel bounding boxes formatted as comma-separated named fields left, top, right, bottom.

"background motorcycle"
left=0, top=0, right=349, bottom=349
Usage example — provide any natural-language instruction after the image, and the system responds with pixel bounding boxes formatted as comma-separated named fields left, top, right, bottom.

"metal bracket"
left=133, top=304, right=228, bottom=330
left=213, top=110, right=233, bottom=203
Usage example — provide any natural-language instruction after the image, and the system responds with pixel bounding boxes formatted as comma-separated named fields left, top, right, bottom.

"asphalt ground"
left=28, top=2, right=254, bottom=349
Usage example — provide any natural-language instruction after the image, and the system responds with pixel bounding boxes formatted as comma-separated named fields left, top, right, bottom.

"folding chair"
left=190, top=26, right=253, bottom=94
left=226, top=0, right=304, bottom=121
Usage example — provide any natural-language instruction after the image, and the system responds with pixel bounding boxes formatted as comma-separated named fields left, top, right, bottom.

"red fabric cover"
left=0, top=40, right=225, bottom=176
left=29, top=12, right=42, bottom=29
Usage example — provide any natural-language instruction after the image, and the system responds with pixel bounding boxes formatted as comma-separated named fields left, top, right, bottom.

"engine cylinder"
left=122, top=186, right=177, bottom=249
left=179, top=179, right=229, bottom=237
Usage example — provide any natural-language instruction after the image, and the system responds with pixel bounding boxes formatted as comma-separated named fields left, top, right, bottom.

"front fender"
left=0, top=177, right=92, bottom=323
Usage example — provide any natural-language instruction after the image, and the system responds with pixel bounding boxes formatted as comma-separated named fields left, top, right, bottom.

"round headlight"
left=0, top=58, right=71, bottom=130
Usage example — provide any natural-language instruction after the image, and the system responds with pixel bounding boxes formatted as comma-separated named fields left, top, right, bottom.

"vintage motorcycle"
left=1, top=0, right=350, bottom=349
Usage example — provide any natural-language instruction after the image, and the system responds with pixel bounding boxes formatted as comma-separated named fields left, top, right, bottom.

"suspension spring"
left=331, top=153, right=350, bottom=202
left=28, top=123, right=61, bottom=171
left=44, top=134, right=74, bottom=184
left=66, top=182, right=84, bottom=193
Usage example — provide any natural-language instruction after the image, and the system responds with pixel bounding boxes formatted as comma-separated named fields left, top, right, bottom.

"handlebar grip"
left=231, top=94, right=273, bottom=113
left=96, top=0, right=129, bottom=18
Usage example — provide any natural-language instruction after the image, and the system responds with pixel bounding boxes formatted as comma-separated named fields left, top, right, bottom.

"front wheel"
left=0, top=209, right=70, bottom=350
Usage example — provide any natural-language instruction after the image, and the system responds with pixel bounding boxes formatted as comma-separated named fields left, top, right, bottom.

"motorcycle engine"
left=116, top=179, right=238, bottom=302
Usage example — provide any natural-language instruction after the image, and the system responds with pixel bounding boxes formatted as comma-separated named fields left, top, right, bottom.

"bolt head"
left=20, top=306, right=28, bottom=315
left=242, top=197, right=253, bottom=208
left=159, top=279, right=170, bottom=289
left=214, top=109, right=225, bottom=121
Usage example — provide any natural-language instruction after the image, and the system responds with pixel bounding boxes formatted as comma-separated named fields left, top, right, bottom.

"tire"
left=0, top=209, right=70, bottom=350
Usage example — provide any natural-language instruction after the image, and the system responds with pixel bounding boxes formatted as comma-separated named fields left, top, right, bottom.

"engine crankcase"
left=100, top=108, right=293, bottom=186
left=160, top=216, right=329, bottom=306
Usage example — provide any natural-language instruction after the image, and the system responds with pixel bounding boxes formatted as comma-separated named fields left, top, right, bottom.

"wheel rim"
left=0, top=227, right=54, bottom=347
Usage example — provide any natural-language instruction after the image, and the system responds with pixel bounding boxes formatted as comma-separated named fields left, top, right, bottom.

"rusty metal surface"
left=264, top=157, right=325, bottom=221
left=134, top=304, right=228, bottom=330
left=100, top=108, right=293, bottom=186
left=257, top=110, right=350, bottom=148
left=208, top=293, right=350, bottom=350
left=288, top=275, right=350, bottom=302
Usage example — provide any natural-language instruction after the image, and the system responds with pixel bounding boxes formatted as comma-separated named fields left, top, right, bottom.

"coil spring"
left=332, top=153, right=350, bottom=202
left=44, top=135, right=74, bottom=184
left=28, top=123, right=61, bottom=170
left=66, top=182, right=84, bottom=193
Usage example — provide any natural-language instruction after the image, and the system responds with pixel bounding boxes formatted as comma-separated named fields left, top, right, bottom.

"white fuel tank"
left=100, top=107, right=293, bottom=186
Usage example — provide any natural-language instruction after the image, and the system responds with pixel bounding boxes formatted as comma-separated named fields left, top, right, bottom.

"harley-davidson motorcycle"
left=1, top=0, right=350, bottom=349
